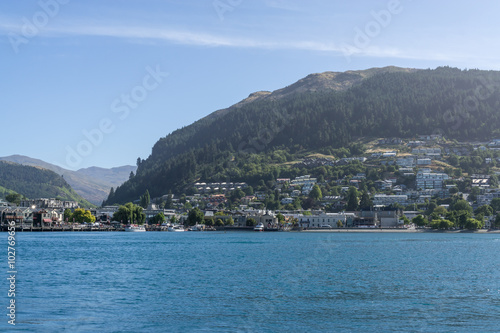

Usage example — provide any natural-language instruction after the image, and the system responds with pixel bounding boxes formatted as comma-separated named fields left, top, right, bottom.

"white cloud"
left=1, top=18, right=498, bottom=68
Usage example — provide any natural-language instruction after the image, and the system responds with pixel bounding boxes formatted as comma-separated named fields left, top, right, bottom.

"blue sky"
left=1, top=0, right=499, bottom=170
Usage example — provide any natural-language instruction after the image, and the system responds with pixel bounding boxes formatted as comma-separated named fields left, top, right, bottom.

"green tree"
left=448, top=209, right=471, bottom=229
left=112, top=203, right=146, bottom=224
left=187, top=207, right=204, bottom=226
left=246, top=218, right=257, bottom=226
left=493, top=214, right=500, bottom=229
left=165, top=191, right=173, bottom=209
left=359, top=190, right=372, bottom=210
left=226, top=216, right=234, bottom=226
left=63, top=209, right=72, bottom=222
left=412, top=215, right=427, bottom=227
left=244, top=186, right=254, bottom=196
left=150, top=212, right=166, bottom=225
left=72, top=208, right=96, bottom=223
left=452, top=199, right=473, bottom=213
left=215, top=218, right=224, bottom=226
left=230, top=188, right=245, bottom=202
left=5, top=193, right=21, bottom=205
left=140, top=189, right=150, bottom=208
left=469, top=187, right=481, bottom=202
left=336, top=220, right=344, bottom=228
left=401, top=215, right=410, bottom=225
left=475, top=205, right=493, bottom=217
left=346, top=187, right=359, bottom=211
left=309, top=184, right=323, bottom=201
left=490, top=175, right=499, bottom=188
left=491, top=198, right=500, bottom=212
left=430, top=219, right=454, bottom=230
left=433, top=206, right=448, bottom=216
left=108, top=187, right=115, bottom=202
left=425, top=202, right=438, bottom=216
left=464, top=217, right=484, bottom=230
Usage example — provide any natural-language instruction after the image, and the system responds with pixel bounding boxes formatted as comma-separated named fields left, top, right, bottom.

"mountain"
left=105, top=66, right=500, bottom=204
left=0, top=161, right=92, bottom=206
left=0, top=155, right=136, bottom=205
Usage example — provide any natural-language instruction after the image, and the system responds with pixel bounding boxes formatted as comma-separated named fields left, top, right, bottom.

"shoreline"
left=301, top=228, right=500, bottom=233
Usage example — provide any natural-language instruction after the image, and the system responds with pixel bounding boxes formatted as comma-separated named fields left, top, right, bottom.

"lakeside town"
left=3, top=135, right=500, bottom=232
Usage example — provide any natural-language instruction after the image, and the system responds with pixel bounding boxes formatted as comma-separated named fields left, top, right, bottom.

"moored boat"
left=125, top=224, right=146, bottom=232
left=188, top=225, right=203, bottom=231
left=168, top=225, right=185, bottom=232
left=254, top=223, right=264, bottom=231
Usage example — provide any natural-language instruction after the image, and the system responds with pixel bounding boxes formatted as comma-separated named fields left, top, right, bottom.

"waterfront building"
left=298, top=212, right=355, bottom=228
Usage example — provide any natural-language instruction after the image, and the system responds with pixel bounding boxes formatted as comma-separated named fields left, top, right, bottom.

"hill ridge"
left=105, top=66, right=500, bottom=204
left=0, top=155, right=136, bottom=205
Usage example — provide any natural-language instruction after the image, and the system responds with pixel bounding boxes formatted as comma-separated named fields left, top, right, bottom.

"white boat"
left=254, top=223, right=264, bottom=231
left=125, top=224, right=146, bottom=232
left=168, top=225, right=185, bottom=232
left=188, top=225, right=203, bottom=231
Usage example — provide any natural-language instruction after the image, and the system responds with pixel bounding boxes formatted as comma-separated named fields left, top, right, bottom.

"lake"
left=2, top=231, right=500, bottom=332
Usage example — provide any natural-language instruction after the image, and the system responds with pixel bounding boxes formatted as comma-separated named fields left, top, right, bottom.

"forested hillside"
left=0, top=155, right=135, bottom=205
left=105, top=67, right=500, bottom=204
left=0, top=161, right=93, bottom=207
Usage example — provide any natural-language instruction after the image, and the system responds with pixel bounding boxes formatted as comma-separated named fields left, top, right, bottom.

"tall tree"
left=63, top=209, right=72, bottom=222
left=187, top=207, right=204, bottom=226
left=346, top=187, right=359, bottom=211
left=490, top=198, right=500, bottom=212
left=359, top=190, right=372, bottom=210
left=140, top=189, right=150, bottom=208
left=165, top=191, right=173, bottom=209
left=309, top=184, right=323, bottom=201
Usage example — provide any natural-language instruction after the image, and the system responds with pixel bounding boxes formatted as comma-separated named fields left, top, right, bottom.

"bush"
left=429, top=219, right=454, bottom=230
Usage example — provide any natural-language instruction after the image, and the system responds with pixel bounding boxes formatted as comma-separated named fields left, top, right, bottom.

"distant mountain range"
left=103, top=66, right=500, bottom=205
left=0, top=155, right=136, bottom=205
left=0, top=161, right=92, bottom=207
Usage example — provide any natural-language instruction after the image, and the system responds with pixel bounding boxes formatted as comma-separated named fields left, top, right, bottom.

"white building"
left=397, top=157, right=416, bottom=167
left=298, top=212, right=356, bottom=228
left=477, top=190, right=500, bottom=207
left=417, top=158, right=432, bottom=165
left=291, top=175, right=317, bottom=195
left=416, top=171, right=449, bottom=190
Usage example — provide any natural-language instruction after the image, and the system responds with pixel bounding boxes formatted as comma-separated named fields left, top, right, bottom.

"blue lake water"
left=2, top=231, right=500, bottom=332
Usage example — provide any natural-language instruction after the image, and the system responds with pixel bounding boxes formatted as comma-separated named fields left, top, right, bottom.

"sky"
left=1, top=0, right=500, bottom=170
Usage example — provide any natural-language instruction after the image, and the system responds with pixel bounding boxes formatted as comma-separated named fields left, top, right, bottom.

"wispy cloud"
left=1, top=19, right=498, bottom=68
left=0, top=20, right=343, bottom=51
